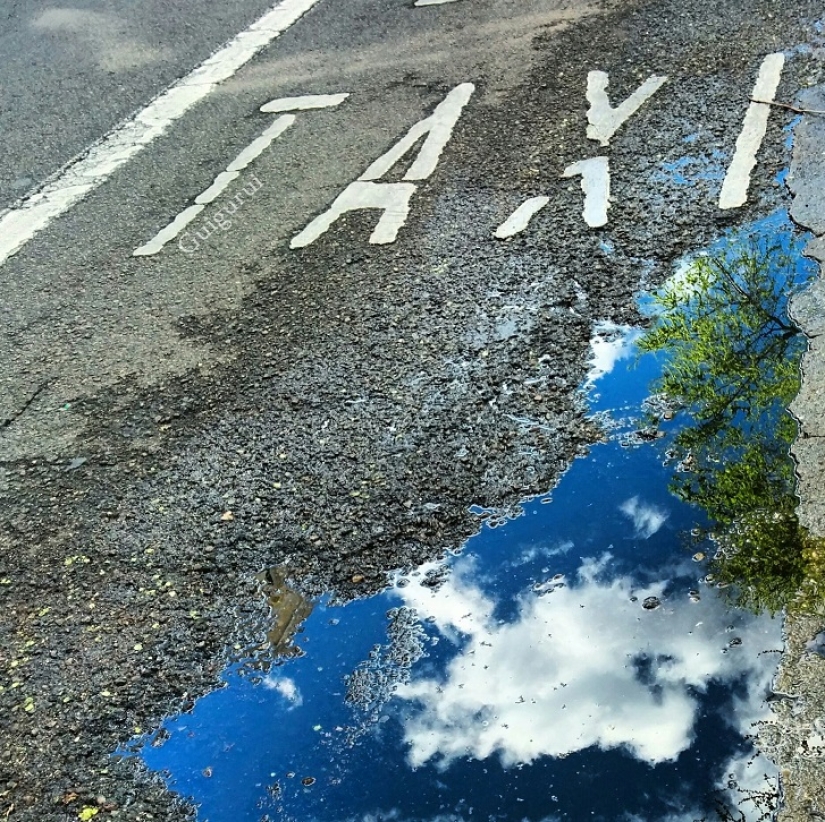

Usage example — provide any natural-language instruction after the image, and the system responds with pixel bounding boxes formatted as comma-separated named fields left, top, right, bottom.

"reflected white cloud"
left=505, top=539, right=574, bottom=569
left=394, top=556, right=781, bottom=771
left=620, top=496, right=669, bottom=539
left=263, top=675, right=303, bottom=707
left=716, top=748, right=778, bottom=816
left=340, top=814, right=560, bottom=822
left=586, top=322, right=644, bottom=385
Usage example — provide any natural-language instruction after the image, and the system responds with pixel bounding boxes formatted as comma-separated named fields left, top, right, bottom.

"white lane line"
left=563, top=156, right=610, bottom=228
left=0, top=0, right=324, bottom=268
left=586, top=71, right=667, bottom=147
left=291, top=83, right=474, bottom=248
left=415, top=0, right=460, bottom=5
left=495, top=196, right=550, bottom=239
left=719, top=52, right=785, bottom=210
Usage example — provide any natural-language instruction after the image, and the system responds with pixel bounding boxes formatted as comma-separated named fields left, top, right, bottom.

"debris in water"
left=806, top=631, right=825, bottom=657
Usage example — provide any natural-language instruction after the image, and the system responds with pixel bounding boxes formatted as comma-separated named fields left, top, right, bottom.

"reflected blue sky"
left=133, top=337, right=782, bottom=822
left=130, top=213, right=818, bottom=822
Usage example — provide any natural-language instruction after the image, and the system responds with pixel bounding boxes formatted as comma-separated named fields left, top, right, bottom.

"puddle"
left=128, top=210, right=818, bottom=821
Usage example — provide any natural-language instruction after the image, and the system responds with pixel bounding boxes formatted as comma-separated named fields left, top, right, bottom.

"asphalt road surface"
left=1, top=0, right=823, bottom=819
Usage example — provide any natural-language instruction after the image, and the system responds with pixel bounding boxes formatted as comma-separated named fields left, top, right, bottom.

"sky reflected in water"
left=133, top=322, right=783, bottom=822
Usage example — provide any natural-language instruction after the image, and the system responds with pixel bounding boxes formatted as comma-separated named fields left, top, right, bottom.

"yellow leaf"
left=78, top=807, right=99, bottom=820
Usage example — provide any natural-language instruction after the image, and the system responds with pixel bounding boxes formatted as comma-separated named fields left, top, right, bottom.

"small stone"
left=351, top=574, right=365, bottom=584
left=642, top=596, right=661, bottom=610
left=221, top=511, right=234, bottom=521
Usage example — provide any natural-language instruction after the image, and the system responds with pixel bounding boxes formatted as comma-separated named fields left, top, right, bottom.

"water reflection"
left=259, top=567, right=314, bottom=656
left=393, top=554, right=777, bottom=770
left=136, top=304, right=784, bottom=820
left=638, top=211, right=824, bottom=613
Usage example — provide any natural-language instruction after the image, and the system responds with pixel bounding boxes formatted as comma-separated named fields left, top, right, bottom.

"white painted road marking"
left=586, top=71, right=667, bottom=146
left=360, top=84, right=475, bottom=182
left=563, top=156, right=610, bottom=228
left=226, top=117, right=295, bottom=173
left=133, top=115, right=294, bottom=256
left=414, top=0, right=460, bottom=5
left=495, top=196, right=550, bottom=239
left=179, top=175, right=264, bottom=254
left=498, top=70, right=663, bottom=236
left=718, top=52, right=785, bottom=210
left=291, top=83, right=474, bottom=248
left=134, top=94, right=349, bottom=256
left=295, top=181, right=418, bottom=245
left=260, top=93, right=350, bottom=113
left=0, top=0, right=324, bottom=268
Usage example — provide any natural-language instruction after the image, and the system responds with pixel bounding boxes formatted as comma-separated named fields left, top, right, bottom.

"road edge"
left=773, top=83, right=825, bottom=822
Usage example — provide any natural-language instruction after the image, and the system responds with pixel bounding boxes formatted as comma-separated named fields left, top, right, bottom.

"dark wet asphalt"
left=1, top=0, right=824, bottom=819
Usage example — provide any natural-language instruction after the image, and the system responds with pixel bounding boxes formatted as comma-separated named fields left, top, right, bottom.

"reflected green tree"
left=638, top=216, right=825, bottom=614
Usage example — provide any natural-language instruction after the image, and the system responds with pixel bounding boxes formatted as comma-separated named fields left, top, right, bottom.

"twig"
left=0, top=381, right=48, bottom=432
left=751, top=98, right=825, bottom=115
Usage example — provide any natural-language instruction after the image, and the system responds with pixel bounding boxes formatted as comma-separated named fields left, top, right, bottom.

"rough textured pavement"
left=778, top=83, right=825, bottom=822
left=1, top=0, right=825, bottom=820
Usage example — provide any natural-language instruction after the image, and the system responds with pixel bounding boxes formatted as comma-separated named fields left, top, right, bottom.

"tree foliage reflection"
left=639, top=220, right=825, bottom=614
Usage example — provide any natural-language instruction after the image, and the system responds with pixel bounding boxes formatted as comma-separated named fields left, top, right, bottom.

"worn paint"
left=586, top=71, right=667, bottom=146
left=0, top=0, right=325, bottom=268
left=718, top=52, right=785, bottom=210
left=494, top=196, right=550, bottom=239
left=291, top=181, right=417, bottom=247
left=563, top=156, right=610, bottom=228
left=133, top=115, right=295, bottom=256
left=260, top=93, right=350, bottom=113
left=291, top=84, right=474, bottom=248
left=360, top=83, right=475, bottom=182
